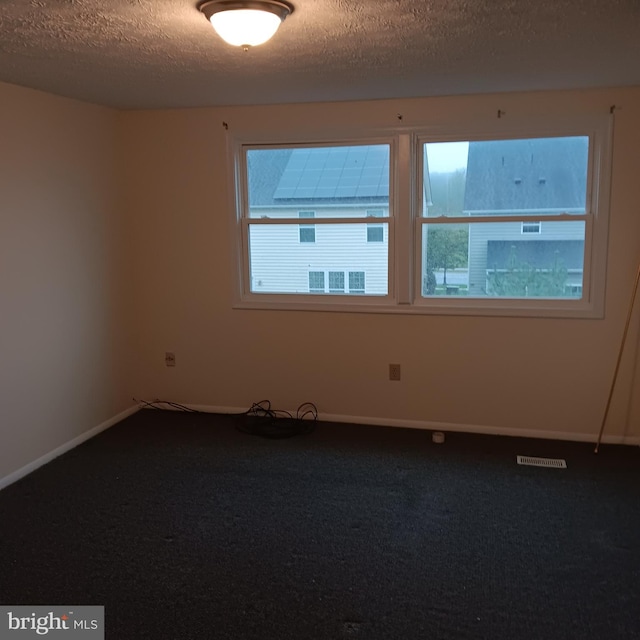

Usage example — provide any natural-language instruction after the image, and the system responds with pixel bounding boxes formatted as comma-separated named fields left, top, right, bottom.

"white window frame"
left=233, top=138, right=396, bottom=310
left=328, top=270, right=346, bottom=293
left=298, top=211, right=316, bottom=243
left=227, top=114, right=612, bottom=318
left=521, top=221, right=542, bottom=234
left=306, top=269, right=366, bottom=294
left=348, top=271, right=366, bottom=294
left=308, top=271, right=325, bottom=293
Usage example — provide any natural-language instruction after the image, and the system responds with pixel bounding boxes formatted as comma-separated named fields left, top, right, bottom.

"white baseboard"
left=185, top=403, right=640, bottom=446
left=319, top=412, right=640, bottom=446
left=3, top=403, right=636, bottom=492
left=0, top=405, right=139, bottom=492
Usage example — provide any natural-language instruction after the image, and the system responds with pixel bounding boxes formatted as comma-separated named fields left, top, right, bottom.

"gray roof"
left=464, top=137, right=588, bottom=213
left=487, top=240, right=585, bottom=271
left=247, top=149, right=293, bottom=207
left=248, top=146, right=389, bottom=207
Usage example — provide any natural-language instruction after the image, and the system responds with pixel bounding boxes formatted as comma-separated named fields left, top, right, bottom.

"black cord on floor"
left=134, top=398, right=200, bottom=413
left=236, top=400, right=318, bottom=439
left=134, top=397, right=319, bottom=438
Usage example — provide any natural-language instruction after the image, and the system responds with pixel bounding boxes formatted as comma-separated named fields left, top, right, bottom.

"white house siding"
left=468, top=219, right=585, bottom=296
left=248, top=205, right=387, bottom=219
left=248, top=206, right=389, bottom=295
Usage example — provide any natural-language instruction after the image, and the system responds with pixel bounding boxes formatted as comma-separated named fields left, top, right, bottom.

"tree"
left=423, top=269, right=437, bottom=295
left=423, top=168, right=469, bottom=295
left=424, top=225, right=469, bottom=289
left=487, top=246, right=568, bottom=297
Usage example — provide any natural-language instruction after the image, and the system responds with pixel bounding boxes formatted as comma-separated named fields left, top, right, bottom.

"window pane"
left=522, top=221, right=541, bottom=234
left=349, top=271, right=365, bottom=294
left=421, top=221, right=585, bottom=298
left=246, top=145, right=390, bottom=219
left=366, top=209, right=384, bottom=242
left=298, top=211, right=316, bottom=242
left=249, top=223, right=388, bottom=295
left=299, top=227, right=316, bottom=243
left=329, top=271, right=345, bottom=293
left=309, top=271, right=324, bottom=293
left=421, top=224, right=470, bottom=296
left=423, top=137, right=589, bottom=217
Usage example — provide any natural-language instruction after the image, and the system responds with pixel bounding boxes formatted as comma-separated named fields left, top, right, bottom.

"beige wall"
left=2, top=83, right=639, bottom=487
left=0, top=82, right=131, bottom=482
left=120, top=88, right=640, bottom=442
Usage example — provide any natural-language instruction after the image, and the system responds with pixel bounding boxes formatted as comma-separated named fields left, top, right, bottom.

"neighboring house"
left=247, top=145, right=390, bottom=295
left=463, top=137, right=588, bottom=297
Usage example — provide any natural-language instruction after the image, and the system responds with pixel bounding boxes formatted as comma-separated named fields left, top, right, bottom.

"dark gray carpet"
left=1, top=410, right=639, bottom=639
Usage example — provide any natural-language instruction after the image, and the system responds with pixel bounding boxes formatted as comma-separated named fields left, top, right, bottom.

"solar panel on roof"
left=273, top=145, right=390, bottom=200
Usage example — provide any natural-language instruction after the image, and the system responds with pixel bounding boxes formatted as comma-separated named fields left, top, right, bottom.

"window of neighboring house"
left=308, top=269, right=362, bottom=294
left=233, top=116, right=611, bottom=317
left=329, top=271, right=345, bottom=293
left=522, top=221, right=541, bottom=234
left=565, top=283, right=583, bottom=297
left=299, top=211, right=316, bottom=243
left=349, top=271, right=365, bottom=294
left=367, top=210, right=385, bottom=242
left=308, top=271, right=325, bottom=293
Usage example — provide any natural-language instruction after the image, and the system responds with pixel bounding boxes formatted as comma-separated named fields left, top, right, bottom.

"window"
left=243, top=144, right=390, bottom=298
left=420, top=136, right=592, bottom=302
left=329, top=271, right=345, bottom=293
left=308, top=271, right=324, bottom=293
left=367, top=210, right=385, bottom=242
left=349, top=271, right=365, bottom=294
left=299, top=211, right=316, bottom=243
left=233, top=115, right=611, bottom=317
left=306, top=269, right=363, bottom=294
left=522, top=221, right=541, bottom=234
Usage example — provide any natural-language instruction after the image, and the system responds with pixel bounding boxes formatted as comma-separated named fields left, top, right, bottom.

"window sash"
left=231, top=117, right=611, bottom=317
left=329, top=271, right=345, bottom=293
left=245, top=221, right=392, bottom=297
left=308, top=271, right=325, bottom=293
left=299, top=211, right=316, bottom=243
left=418, top=217, right=589, bottom=300
left=522, top=221, right=542, bottom=234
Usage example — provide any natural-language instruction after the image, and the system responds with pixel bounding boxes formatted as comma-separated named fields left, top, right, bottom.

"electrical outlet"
left=165, top=352, right=176, bottom=367
left=389, top=363, right=401, bottom=381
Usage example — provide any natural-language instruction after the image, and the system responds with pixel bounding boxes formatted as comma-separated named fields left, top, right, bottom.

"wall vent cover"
left=517, top=455, right=567, bottom=468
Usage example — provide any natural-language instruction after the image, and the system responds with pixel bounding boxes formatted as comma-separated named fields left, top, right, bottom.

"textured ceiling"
left=1, top=0, right=639, bottom=109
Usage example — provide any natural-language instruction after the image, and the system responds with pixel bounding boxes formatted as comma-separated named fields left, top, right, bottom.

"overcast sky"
left=426, top=141, right=469, bottom=173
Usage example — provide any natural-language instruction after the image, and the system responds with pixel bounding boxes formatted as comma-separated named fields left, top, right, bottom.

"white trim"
left=395, top=133, right=413, bottom=304
left=231, top=298, right=598, bottom=318
left=0, top=405, right=139, bottom=492
left=184, top=404, right=640, bottom=446
left=248, top=216, right=390, bottom=225
left=233, top=137, right=396, bottom=307
left=228, top=114, right=612, bottom=319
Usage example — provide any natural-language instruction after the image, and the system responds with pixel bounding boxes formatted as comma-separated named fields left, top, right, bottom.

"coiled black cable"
left=236, top=400, right=318, bottom=439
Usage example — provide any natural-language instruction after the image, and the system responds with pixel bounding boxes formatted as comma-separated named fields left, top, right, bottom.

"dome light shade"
left=211, top=9, right=281, bottom=46
left=199, top=1, right=294, bottom=48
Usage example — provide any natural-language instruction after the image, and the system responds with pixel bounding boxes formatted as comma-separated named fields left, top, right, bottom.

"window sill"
left=233, top=296, right=603, bottom=319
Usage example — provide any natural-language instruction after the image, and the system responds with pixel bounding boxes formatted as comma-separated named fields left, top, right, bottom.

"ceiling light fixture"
left=199, top=0, right=294, bottom=50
